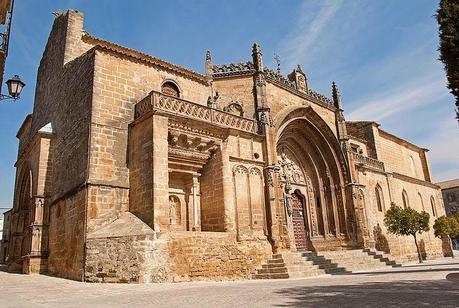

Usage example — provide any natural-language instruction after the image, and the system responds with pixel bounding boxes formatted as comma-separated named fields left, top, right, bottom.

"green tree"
left=453, top=211, right=459, bottom=224
left=437, top=0, right=459, bottom=122
left=384, top=205, right=430, bottom=263
left=433, top=215, right=459, bottom=257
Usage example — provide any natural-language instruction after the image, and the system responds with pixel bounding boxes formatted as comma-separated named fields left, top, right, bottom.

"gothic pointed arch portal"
left=276, top=108, right=353, bottom=250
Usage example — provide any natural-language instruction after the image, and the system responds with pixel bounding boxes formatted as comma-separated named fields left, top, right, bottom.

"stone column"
left=30, top=197, right=45, bottom=256
left=319, top=179, right=330, bottom=236
left=152, top=114, right=169, bottom=231
left=252, top=43, right=283, bottom=251
left=191, top=174, right=201, bottom=231
left=221, top=142, right=236, bottom=232
left=329, top=182, right=341, bottom=236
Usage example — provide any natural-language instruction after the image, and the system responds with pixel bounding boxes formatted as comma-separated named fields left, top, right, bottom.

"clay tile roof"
left=82, top=33, right=208, bottom=84
left=437, top=178, right=459, bottom=190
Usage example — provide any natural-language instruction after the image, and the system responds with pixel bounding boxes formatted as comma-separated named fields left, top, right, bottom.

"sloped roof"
left=437, top=178, right=459, bottom=190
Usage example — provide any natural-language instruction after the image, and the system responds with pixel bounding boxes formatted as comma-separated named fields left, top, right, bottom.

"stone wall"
left=128, top=115, right=153, bottom=228
left=377, top=131, right=428, bottom=181
left=86, top=228, right=272, bottom=283
left=213, top=76, right=257, bottom=118
left=266, top=83, right=337, bottom=137
left=47, top=188, right=86, bottom=281
left=442, top=186, right=459, bottom=216
left=200, top=149, right=225, bottom=231
left=31, top=11, right=94, bottom=201
left=86, top=185, right=129, bottom=233
left=166, top=232, right=271, bottom=281
left=346, top=122, right=378, bottom=159
left=358, top=168, right=446, bottom=261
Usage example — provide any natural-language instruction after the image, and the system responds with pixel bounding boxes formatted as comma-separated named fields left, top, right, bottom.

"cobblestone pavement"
left=1, top=258, right=459, bottom=308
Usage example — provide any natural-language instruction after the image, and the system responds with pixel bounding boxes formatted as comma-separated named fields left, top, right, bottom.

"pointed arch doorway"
left=291, top=190, right=310, bottom=251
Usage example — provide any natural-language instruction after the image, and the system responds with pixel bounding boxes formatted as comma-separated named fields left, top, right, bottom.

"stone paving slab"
left=0, top=258, right=458, bottom=307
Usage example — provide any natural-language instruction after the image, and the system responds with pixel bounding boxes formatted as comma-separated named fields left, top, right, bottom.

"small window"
left=402, top=190, right=409, bottom=209
left=375, top=185, right=384, bottom=212
left=430, top=196, right=436, bottom=217
left=161, top=81, right=180, bottom=97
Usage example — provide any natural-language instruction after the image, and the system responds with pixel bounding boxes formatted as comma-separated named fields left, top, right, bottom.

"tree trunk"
left=413, top=234, right=423, bottom=263
left=448, top=235, right=455, bottom=258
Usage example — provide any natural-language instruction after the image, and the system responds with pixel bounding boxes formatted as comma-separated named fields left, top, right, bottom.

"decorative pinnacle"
left=252, top=43, right=264, bottom=72
left=252, top=43, right=261, bottom=55
left=274, top=53, right=281, bottom=74
left=332, top=81, right=342, bottom=109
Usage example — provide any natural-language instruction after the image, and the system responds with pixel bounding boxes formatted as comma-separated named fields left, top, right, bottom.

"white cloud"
left=421, top=119, right=459, bottom=182
left=348, top=75, right=449, bottom=121
left=281, top=0, right=344, bottom=70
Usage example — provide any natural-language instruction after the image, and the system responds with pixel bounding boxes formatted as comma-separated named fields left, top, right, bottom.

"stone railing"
left=351, top=152, right=385, bottom=172
left=135, top=91, right=257, bottom=133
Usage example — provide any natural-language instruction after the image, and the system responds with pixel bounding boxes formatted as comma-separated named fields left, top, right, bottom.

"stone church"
left=5, top=10, right=447, bottom=282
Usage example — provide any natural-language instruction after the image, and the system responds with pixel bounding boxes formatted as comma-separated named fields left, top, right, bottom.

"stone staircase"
left=314, top=249, right=401, bottom=272
left=253, top=249, right=401, bottom=279
left=362, top=248, right=402, bottom=268
left=252, top=254, right=290, bottom=279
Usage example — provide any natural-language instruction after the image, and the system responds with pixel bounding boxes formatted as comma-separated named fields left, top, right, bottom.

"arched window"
left=375, top=184, right=384, bottom=212
left=161, top=81, right=180, bottom=97
left=418, top=192, right=424, bottom=211
left=430, top=196, right=436, bottom=217
left=402, top=190, right=409, bottom=209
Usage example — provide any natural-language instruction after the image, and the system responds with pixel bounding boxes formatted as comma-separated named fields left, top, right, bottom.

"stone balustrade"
left=351, top=152, right=385, bottom=172
left=135, top=91, right=257, bottom=133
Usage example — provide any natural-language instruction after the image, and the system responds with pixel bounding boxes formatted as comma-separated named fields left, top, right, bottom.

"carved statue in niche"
left=284, top=193, right=292, bottom=217
left=169, top=195, right=181, bottom=225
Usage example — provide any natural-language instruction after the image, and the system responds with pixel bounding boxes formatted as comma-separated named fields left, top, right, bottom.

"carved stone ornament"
left=264, top=165, right=280, bottom=187
left=223, top=100, right=244, bottom=117
left=259, top=110, right=274, bottom=127
left=278, top=152, right=305, bottom=190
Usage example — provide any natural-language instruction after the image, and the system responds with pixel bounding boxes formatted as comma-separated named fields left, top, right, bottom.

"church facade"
left=5, top=11, right=447, bottom=282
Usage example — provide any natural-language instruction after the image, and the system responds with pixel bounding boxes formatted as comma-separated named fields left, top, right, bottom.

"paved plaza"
left=1, top=258, right=459, bottom=307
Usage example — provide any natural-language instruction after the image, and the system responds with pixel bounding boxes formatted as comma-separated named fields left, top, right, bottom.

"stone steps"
left=253, top=249, right=402, bottom=280
left=299, top=252, right=350, bottom=275
left=314, top=249, right=401, bottom=272
left=362, top=248, right=402, bottom=267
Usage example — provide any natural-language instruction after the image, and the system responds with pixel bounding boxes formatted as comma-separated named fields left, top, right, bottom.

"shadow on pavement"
left=349, top=267, right=459, bottom=276
left=274, top=279, right=459, bottom=307
left=401, top=261, right=459, bottom=268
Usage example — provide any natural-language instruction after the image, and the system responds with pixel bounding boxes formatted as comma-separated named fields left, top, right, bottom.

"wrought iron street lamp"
left=1, top=74, right=25, bottom=101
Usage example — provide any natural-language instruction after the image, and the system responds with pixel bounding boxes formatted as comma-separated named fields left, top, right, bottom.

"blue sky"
left=0, top=0, right=457, bottom=211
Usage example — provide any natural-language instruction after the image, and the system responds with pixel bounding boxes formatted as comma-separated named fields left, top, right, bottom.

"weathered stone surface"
left=3, top=9, right=449, bottom=283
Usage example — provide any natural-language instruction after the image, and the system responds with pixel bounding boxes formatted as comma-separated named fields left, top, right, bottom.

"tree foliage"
left=384, top=206, right=430, bottom=236
left=433, top=215, right=459, bottom=238
left=384, top=205, right=430, bottom=263
left=437, top=0, right=459, bottom=121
